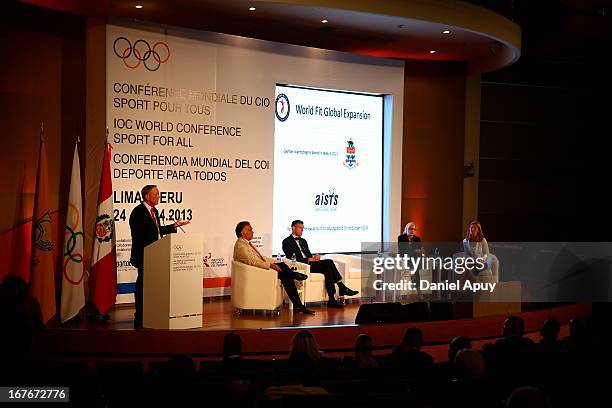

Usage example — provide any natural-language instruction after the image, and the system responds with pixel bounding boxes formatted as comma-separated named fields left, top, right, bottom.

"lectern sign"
left=143, top=233, right=203, bottom=329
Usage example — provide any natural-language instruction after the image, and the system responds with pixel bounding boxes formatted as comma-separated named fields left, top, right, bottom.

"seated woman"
left=462, top=220, right=490, bottom=282
left=290, top=329, right=325, bottom=365
left=398, top=222, right=424, bottom=297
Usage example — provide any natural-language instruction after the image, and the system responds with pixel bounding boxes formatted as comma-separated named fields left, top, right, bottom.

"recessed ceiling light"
left=321, top=19, right=328, bottom=24
left=442, top=30, right=451, bottom=34
left=249, top=7, right=256, bottom=11
left=135, top=4, right=143, bottom=9
left=429, top=50, right=436, bottom=54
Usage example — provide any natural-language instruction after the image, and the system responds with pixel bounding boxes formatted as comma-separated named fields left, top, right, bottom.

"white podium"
left=143, top=233, right=203, bottom=329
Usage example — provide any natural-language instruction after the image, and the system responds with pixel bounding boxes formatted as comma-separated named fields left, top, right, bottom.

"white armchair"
left=231, top=260, right=283, bottom=315
left=452, top=252, right=499, bottom=284
left=321, top=254, right=365, bottom=300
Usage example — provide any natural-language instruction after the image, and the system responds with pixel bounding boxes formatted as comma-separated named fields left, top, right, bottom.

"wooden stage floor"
left=83, top=298, right=367, bottom=331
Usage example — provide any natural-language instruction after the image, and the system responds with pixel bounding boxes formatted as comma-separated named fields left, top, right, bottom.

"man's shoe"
left=339, top=286, right=359, bottom=296
left=294, top=307, right=315, bottom=315
left=327, top=300, right=344, bottom=309
left=293, top=272, right=308, bottom=281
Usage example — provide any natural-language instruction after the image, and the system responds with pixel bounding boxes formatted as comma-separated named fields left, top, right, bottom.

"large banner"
left=106, top=23, right=404, bottom=302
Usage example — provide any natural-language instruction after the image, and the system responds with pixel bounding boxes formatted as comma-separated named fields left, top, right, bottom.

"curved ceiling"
left=23, top=0, right=521, bottom=73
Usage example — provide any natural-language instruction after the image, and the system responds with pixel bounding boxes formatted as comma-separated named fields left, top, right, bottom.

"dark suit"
left=129, top=202, right=177, bottom=325
left=282, top=235, right=342, bottom=300
left=398, top=234, right=423, bottom=290
left=398, top=234, right=422, bottom=253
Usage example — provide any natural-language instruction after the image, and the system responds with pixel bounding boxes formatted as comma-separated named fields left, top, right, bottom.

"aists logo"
left=275, top=93, right=290, bottom=122
left=113, top=37, right=170, bottom=72
left=314, top=187, right=339, bottom=212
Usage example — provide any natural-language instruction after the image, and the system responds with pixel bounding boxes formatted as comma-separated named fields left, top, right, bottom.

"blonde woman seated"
left=290, top=329, right=325, bottom=364
left=462, top=220, right=490, bottom=282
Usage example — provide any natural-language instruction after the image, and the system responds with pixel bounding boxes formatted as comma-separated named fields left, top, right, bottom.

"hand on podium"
left=173, top=220, right=191, bottom=231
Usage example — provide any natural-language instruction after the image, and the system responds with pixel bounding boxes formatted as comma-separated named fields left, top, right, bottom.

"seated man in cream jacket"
left=233, top=221, right=314, bottom=314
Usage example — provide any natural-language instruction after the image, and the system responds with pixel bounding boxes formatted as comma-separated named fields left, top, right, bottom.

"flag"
left=89, top=141, right=117, bottom=313
left=60, top=142, right=85, bottom=322
left=30, top=135, right=56, bottom=324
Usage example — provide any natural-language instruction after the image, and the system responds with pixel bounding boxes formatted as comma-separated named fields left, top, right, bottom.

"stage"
left=36, top=300, right=591, bottom=365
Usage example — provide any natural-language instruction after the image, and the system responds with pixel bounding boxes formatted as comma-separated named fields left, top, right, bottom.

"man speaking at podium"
left=129, top=185, right=190, bottom=328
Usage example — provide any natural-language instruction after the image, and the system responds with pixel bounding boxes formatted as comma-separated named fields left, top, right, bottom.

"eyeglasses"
left=408, top=227, right=417, bottom=230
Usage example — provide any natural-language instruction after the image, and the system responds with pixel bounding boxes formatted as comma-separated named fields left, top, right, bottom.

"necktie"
left=248, top=241, right=265, bottom=261
left=150, top=207, right=157, bottom=225
left=295, top=238, right=306, bottom=258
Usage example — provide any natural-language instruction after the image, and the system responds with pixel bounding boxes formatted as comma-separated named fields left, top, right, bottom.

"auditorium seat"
left=94, top=361, right=144, bottom=375
left=148, top=360, right=172, bottom=374
left=263, top=393, right=337, bottom=408
left=231, top=260, right=283, bottom=314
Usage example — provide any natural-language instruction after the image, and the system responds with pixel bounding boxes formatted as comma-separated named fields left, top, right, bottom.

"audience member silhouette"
left=290, top=330, right=324, bottom=365
left=539, top=318, right=561, bottom=349
left=353, top=334, right=379, bottom=369
left=505, top=386, right=552, bottom=408
left=391, top=327, right=434, bottom=369
left=0, top=275, right=43, bottom=372
left=265, top=352, right=329, bottom=398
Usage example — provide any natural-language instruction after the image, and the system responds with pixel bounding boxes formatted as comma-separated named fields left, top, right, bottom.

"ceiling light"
left=443, top=30, right=451, bottom=34
left=321, top=19, right=328, bottom=24
left=249, top=7, right=256, bottom=11
left=135, top=4, right=143, bottom=9
left=429, top=50, right=436, bottom=54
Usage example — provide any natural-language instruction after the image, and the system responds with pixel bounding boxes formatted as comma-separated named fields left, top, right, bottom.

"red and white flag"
left=60, top=141, right=85, bottom=322
left=89, top=141, right=117, bottom=314
left=30, top=134, right=56, bottom=324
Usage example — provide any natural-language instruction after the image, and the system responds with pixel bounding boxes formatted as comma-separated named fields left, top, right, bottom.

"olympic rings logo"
left=113, top=37, right=170, bottom=72
left=63, top=203, right=84, bottom=286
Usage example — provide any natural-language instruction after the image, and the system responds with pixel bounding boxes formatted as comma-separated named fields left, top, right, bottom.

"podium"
left=143, top=233, right=203, bottom=329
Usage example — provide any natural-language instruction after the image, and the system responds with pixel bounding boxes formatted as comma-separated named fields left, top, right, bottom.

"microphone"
left=175, top=215, right=187, bottom=233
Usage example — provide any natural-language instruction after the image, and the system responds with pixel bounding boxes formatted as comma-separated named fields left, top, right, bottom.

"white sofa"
left=231, top=260, right=283, bottom=315
left=452, top=252, right=499, bottom=284
left=321, top=254, right=366, bottom=300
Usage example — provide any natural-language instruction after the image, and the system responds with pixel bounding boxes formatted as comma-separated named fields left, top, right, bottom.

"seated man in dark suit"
left=398, top=222, right=423, bottom=255
left=282, top=220, right=358, bottom=308
left=390, top=327, right=434, bottom=369
left=398, top=222, right=424, bottom=297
